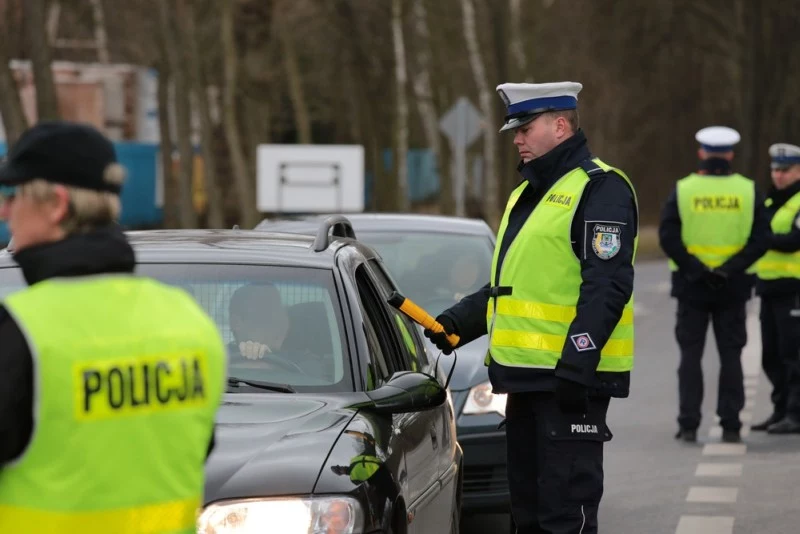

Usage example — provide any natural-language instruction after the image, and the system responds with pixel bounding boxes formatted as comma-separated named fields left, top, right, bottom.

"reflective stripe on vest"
left=0, top=276, right=226, bottom=534
left=668, top=173, right=755, bottom=271
left=485, top=158, right=638, bottom=373
left=755, top=190, right=800, bottom=280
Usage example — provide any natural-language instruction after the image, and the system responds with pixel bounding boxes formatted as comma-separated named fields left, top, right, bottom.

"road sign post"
left=438, top=97, right=483, bottom=217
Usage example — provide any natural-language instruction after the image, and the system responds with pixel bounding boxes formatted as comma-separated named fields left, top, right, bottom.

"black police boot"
left=675, top=428, right=697, bottom=442
left=751, top=413, right=783, bottom=431
left=767, top=416, right=800, bottom=434
left=722, top=429, right=741, bottom=443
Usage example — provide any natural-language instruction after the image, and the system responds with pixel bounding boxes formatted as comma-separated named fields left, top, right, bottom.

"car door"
left=364, top=259, right=458, bottom=534
left=353, top=262, right=446, bottom=532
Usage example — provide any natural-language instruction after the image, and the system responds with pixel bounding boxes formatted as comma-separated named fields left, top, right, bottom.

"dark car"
left=0, top=218, right=462, bottom=534
left=255, top=213, right=510, bottom=516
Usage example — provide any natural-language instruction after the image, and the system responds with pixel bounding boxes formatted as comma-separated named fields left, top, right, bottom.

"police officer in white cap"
left=752, top=143, right=800, bottom=433
left=424, top=82, right=638, bottom=533
left=659, top=126, right=770, bottom=443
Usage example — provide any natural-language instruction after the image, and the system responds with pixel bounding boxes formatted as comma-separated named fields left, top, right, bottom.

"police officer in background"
left=425, top=82, right=638, bottom=534
left=659, top=126, right=769, bottom=444
left=752, top=143, right=800, bottom=433
left=0, top=121, right=226, bottom=533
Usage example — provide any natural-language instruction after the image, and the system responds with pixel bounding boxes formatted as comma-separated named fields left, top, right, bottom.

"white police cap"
left=768, top=143, right=800, bottom=169
left=695, top=126, right=741, bottom=153
left=496, top=81, right=582, bottom=132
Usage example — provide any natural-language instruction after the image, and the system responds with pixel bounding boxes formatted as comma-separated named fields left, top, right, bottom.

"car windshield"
left=356, top=231, right=493, bottom=317
left=0, top=263, right=351, bottom=393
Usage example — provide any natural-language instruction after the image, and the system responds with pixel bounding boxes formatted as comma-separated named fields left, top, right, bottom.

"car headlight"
left=462, top=381, right=507, bottom=417
left=197, top=496, right=364, bottom=534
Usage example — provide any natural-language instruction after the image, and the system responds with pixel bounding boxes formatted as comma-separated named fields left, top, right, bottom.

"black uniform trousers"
left=506, top=392, right=611, bottom=534
left=676, top=299, right=747, bottom=431
left=760, top=294, right=800, bottom=419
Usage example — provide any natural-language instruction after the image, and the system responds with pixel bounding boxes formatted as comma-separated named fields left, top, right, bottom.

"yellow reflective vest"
left=0, top=275, right=226, bottom=534
left=668, top=173, right=755, bottom=271
left=485, top=158, right=638, bottom=373
left=755, top=190, right=800, bottom=280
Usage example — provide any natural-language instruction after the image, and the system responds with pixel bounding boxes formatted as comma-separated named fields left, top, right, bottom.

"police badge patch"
left=592, top=224, right=621, bottom=260
left=570, top=333, right=597, bottom=352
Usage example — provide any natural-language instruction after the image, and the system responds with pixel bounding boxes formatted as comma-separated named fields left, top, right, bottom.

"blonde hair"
left=20, top=165, right=125, bottom=234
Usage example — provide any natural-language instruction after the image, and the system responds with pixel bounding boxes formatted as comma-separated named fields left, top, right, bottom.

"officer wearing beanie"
left=0, top=121, right=226, bottom=533
left=752, top=142, right=800, bottom=433
left=659, top=126, right=770, bottom=444
left=424, top=82, right=638, bottom=533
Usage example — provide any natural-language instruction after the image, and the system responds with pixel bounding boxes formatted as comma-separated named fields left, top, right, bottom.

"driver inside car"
left=228, top=283, right=290, bottom=362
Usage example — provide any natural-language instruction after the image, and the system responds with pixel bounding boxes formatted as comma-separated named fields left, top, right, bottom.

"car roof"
left=123, top=229, right=369, bottom=267
left=255, top=212, right=494, bottom=236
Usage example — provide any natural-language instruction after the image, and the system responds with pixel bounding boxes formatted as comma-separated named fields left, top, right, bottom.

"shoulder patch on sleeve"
left=591, top=223, right=622, bottom=260
left=570, top=333, right=597, bottom=352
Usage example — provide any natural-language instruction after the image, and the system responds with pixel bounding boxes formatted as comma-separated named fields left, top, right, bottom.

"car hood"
left=424, top=336, right=489, bottom=392
left=204, top=393, right=357, bottom=504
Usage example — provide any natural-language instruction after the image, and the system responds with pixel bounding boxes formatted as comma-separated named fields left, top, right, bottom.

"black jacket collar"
left=13, top=226, right=136, bottom=286
left=698, top=158, right=732, bottom=176
left=517, top=130, right=593, bottom=191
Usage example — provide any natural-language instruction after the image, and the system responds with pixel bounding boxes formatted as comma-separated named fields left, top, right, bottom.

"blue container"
left=0, top=141, right=163, bottom=245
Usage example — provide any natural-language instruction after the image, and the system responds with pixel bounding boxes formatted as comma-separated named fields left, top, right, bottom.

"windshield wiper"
left=227, top=377, right=296, bottom=393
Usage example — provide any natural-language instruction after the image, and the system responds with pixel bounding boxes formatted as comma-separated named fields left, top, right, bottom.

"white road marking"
left=675, top=516, right=734, bottom=534
left=686, top=486, right=738, bottom=503
left=695, top=463, right=742, bottom=477
left=702, top=443, right=747, bottom=456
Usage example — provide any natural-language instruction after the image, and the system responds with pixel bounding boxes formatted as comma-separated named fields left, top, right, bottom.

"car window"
left=367, top=259, right=429, bottom=371
left=354, top=264, right=408, bottom=376
left=0, top=264, right=352, bottom=393
left=357, top=231, right=493, bottom=317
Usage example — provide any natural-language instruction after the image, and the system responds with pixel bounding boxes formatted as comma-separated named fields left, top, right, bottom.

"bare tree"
left=274, top=0, right=312, bottom=144
left=460, top=0, right=498, bottom=225
left=183, top=0, right=225, bottom=228
left=156, top=60, right=178, bottom=228
left=410, top=0, right=448, bottom=213
left=24, top=0, right=60, bottom=121
left=509, top=0, right=531, bottom=80
left=392, top=0, right=410, bottom=211
left=0, top=4, right=28, bottom=146
left=220, top=0, right=259, bottom=227
left=158, top=0, right=197, bottom=228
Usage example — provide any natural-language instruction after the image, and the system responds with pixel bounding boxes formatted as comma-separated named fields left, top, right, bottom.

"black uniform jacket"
left=0, top=227, right=216, bottom=466
left=756, top=180, right=800, bottom=298
left=658, top=159, right=771, bottom=303
left=442, top=130, right=638, bottom=398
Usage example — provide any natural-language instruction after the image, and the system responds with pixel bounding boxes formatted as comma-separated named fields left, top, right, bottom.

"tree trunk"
left=0, top=15, right=28, bottom=147
left=24, top=0, right=59, bottom=121
left=88, top=0, right=110, bottom=63
left=410, top=0, right=448, bottom=213
left=158, top=0, right=197, bottom=228
left=156, top=61, right=178, bottom=228
left=183, top=0, right=225, bottom=229
left=460, top=0, right=499, bottom=227
left=509, top=0, right=532, bottom=81
left=220, top=0, right=259, bottom=227
left=275, top=1, right=312, bottom=144
left=392, top=0, right=410, bottom=211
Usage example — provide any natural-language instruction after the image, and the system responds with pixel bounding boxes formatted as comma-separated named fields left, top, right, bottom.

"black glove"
left=555, top=378, right=588, bottom=414
left=424, top=315, right=458, bottom=355
left=702, top=267, right=728, bottom=290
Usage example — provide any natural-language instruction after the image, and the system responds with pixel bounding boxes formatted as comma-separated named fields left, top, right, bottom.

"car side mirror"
left=363, top=371, right=446, bottom=415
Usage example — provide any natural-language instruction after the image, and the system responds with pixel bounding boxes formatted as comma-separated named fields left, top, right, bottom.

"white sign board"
left=257, top=144, right=365, bottom=213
